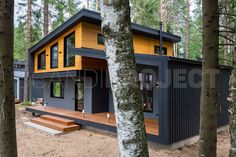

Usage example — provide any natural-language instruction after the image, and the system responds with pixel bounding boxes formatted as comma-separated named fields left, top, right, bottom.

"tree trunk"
left=163, top=0, right=167, bottom=32
left=229, top=42, right=236, bottom=157
left=87, top=0, right=89, bottom=9
left=44, top=0, right=49, bottom=36
left=24, top=0, right=31, bottom=102
left=223, top=0, right=229, bottom=65
left=198, top=0, right=219, bottom=156
left=160, top=0, right=167, bottom=32
left=96, top=0, right=100, bottom=12
left=185, top=0, right=190, bottom=59
left=0, top=0, right=18, bottom=156
left=100, top=0, right=149, bottom=156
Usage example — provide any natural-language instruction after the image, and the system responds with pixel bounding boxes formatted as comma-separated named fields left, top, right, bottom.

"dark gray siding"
left=31, top=79, right=44, bottom=100
left=43, top=78, right=76, bottom=110
left=218, top=68, right=230, bottom=126
left=91, top=71, right=109, bottom=113
left=168, top=60, right=230, bottom=144
left=19, top=78, right=24, bottom=101
left=14, top=79, right=17, bottom=98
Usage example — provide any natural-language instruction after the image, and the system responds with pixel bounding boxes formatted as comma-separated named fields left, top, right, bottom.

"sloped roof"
left=29, top=8, right=181, bottom=54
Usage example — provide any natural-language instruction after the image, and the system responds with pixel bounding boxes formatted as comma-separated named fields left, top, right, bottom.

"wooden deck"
left=26, top=106, right=159, bottom=136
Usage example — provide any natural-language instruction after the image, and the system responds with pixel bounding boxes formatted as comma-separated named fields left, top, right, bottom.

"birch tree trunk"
left=96, top=0, right=100, bottom=12
left=0, top=0, right=18, bottom=156
left=229, top=43, right=236, bottom=157
left=185, top=0, right=190, bottom=59
left=23, top=0, right=31, bottom=102
left=198, top=0, right=219, bottom=156
left=44, top=0, right=49, bottom=36
left=100, top=0, right=149, bottom=156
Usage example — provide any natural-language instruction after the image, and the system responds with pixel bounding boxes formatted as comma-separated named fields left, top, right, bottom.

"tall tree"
left=87, top=0, right=89, bottom=9
left=44, top=0, right=49, bottom=36
left=96, top=0, right=100, bottom=11
left=198, top=0, right=219, bottom=156
left=24, top=0, right=31, bottom=102
left=100, top=0, right=149, bottom=156
left=185, top=0, right=190, bottom=59
left=229, top=41, right=236, bottom=157
left=0, top=0, right=18, bottom=156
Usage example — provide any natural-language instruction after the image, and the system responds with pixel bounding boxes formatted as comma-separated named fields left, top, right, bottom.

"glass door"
left=75, top=80, right=84, bottom=111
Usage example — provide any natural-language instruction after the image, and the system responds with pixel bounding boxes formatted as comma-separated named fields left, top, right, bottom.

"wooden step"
left=31, top=118, right=80, bottom=132
left=40, top=115, right=74, bottom=126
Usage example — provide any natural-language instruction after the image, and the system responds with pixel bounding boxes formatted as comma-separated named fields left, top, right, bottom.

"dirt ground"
left=16, top=108, right=230, bottom=157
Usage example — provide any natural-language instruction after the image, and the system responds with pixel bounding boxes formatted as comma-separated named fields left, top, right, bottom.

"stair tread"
left=40, top=115, right=74, bottom=125
left=31, top=118, right=80, bottom=132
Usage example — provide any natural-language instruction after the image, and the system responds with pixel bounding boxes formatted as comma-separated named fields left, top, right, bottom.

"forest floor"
left=16, top=106, right=230, bottom=157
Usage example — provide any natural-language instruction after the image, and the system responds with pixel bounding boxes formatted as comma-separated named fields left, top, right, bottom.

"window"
left=154, top=46, right=167, bottom=55
left=97, top=34, right=104, bottom=45
left=51, top=81, right=64, bottom=98
left=64, top=32, right=75, bottom=67
left=51, top=43, right=58, bottom=68
left=139, top=72, right=153, bottom=112
left=38, top=51, right=46, bottom=70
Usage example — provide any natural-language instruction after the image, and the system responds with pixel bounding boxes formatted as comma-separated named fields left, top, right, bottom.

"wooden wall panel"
left=33, top=22, right=175, bottom=74
left=34, top=23, right=83, bottom=73
left=81, top=22, right=174, bottom=56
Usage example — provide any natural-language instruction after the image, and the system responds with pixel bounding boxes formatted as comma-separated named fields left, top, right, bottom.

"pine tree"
left=0, top=0, right=18, bottom=156
left=23, top=0, right=31, bottom=102
left=199, top=0, right=219, bottom=156
left=44, top=0, right=49, bottom=36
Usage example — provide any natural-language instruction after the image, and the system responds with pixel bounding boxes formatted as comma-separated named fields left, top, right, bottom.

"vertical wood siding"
left=168, top=60, right=230, bottom=144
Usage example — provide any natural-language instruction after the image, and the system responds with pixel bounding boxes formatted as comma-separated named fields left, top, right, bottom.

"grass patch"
left=22, top=101, right=32, bottom=107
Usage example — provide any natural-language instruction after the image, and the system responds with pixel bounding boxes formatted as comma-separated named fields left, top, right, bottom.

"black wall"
left=167, top=59, right=230, bottom=144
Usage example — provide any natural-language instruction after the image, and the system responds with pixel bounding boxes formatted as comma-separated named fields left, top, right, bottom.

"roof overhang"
left=71, top=48, right=169, bottom=65
left=29, top=9, right=181, bottom=55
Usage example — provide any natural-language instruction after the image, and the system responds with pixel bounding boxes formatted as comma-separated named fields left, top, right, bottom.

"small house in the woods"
left=14, top=61, right=25, bottom=101
left=14, top=61, right=44, bottom=102
left=26, top=9, right=230, bottom=146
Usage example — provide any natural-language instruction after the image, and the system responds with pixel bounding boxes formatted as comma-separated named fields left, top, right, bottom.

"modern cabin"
left=26, top=9, right=230, bottom=146
left=14, top=61, right=43, bottom=102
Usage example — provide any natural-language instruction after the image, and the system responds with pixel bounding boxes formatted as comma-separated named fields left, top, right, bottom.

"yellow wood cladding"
left=81, top=22, right=174, bottom=56
left=34, top=22, right=174, bottom=73
left=34, top=23, right=83, bottom=73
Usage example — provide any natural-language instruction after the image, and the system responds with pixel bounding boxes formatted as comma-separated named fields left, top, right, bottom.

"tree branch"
left=219, top=34, right=235, bottom=43
left=219, top=30, right=235, bottom=34
left=219, top=43, right=235, bottom=46
left=219, top=25, right=236, bottom=32
left=219, top=12, right=236, bottom=17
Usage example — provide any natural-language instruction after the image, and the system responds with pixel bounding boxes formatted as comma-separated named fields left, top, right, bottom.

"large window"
left=64, top=32, right=75, bottom=67
left=51, top=43, right=58, bottom=68
left=139, top=72, right=153, bottom=112
left=51, top=81, right=64, bottom=98
left=154, top=46, right=167, bottom=55
left=38, top=51, right=46, bottom=70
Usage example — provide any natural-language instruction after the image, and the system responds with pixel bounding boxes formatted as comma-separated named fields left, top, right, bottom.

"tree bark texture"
left=43, top=0, right=49, bottom=36
left=100, top=0, right=149, bottom=156
left=96, top=0, right=100, bottom=12
left=229, top=44, right=236, bottom=157
left=199, top=0, right=219, bottom=157
left=185, top=0, right=190, bottom=59
left=0, top=0, right=18, bottom=156
left=87, top=0, right=89, bottom=9
left=24, top=0, right=31, bottom=102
